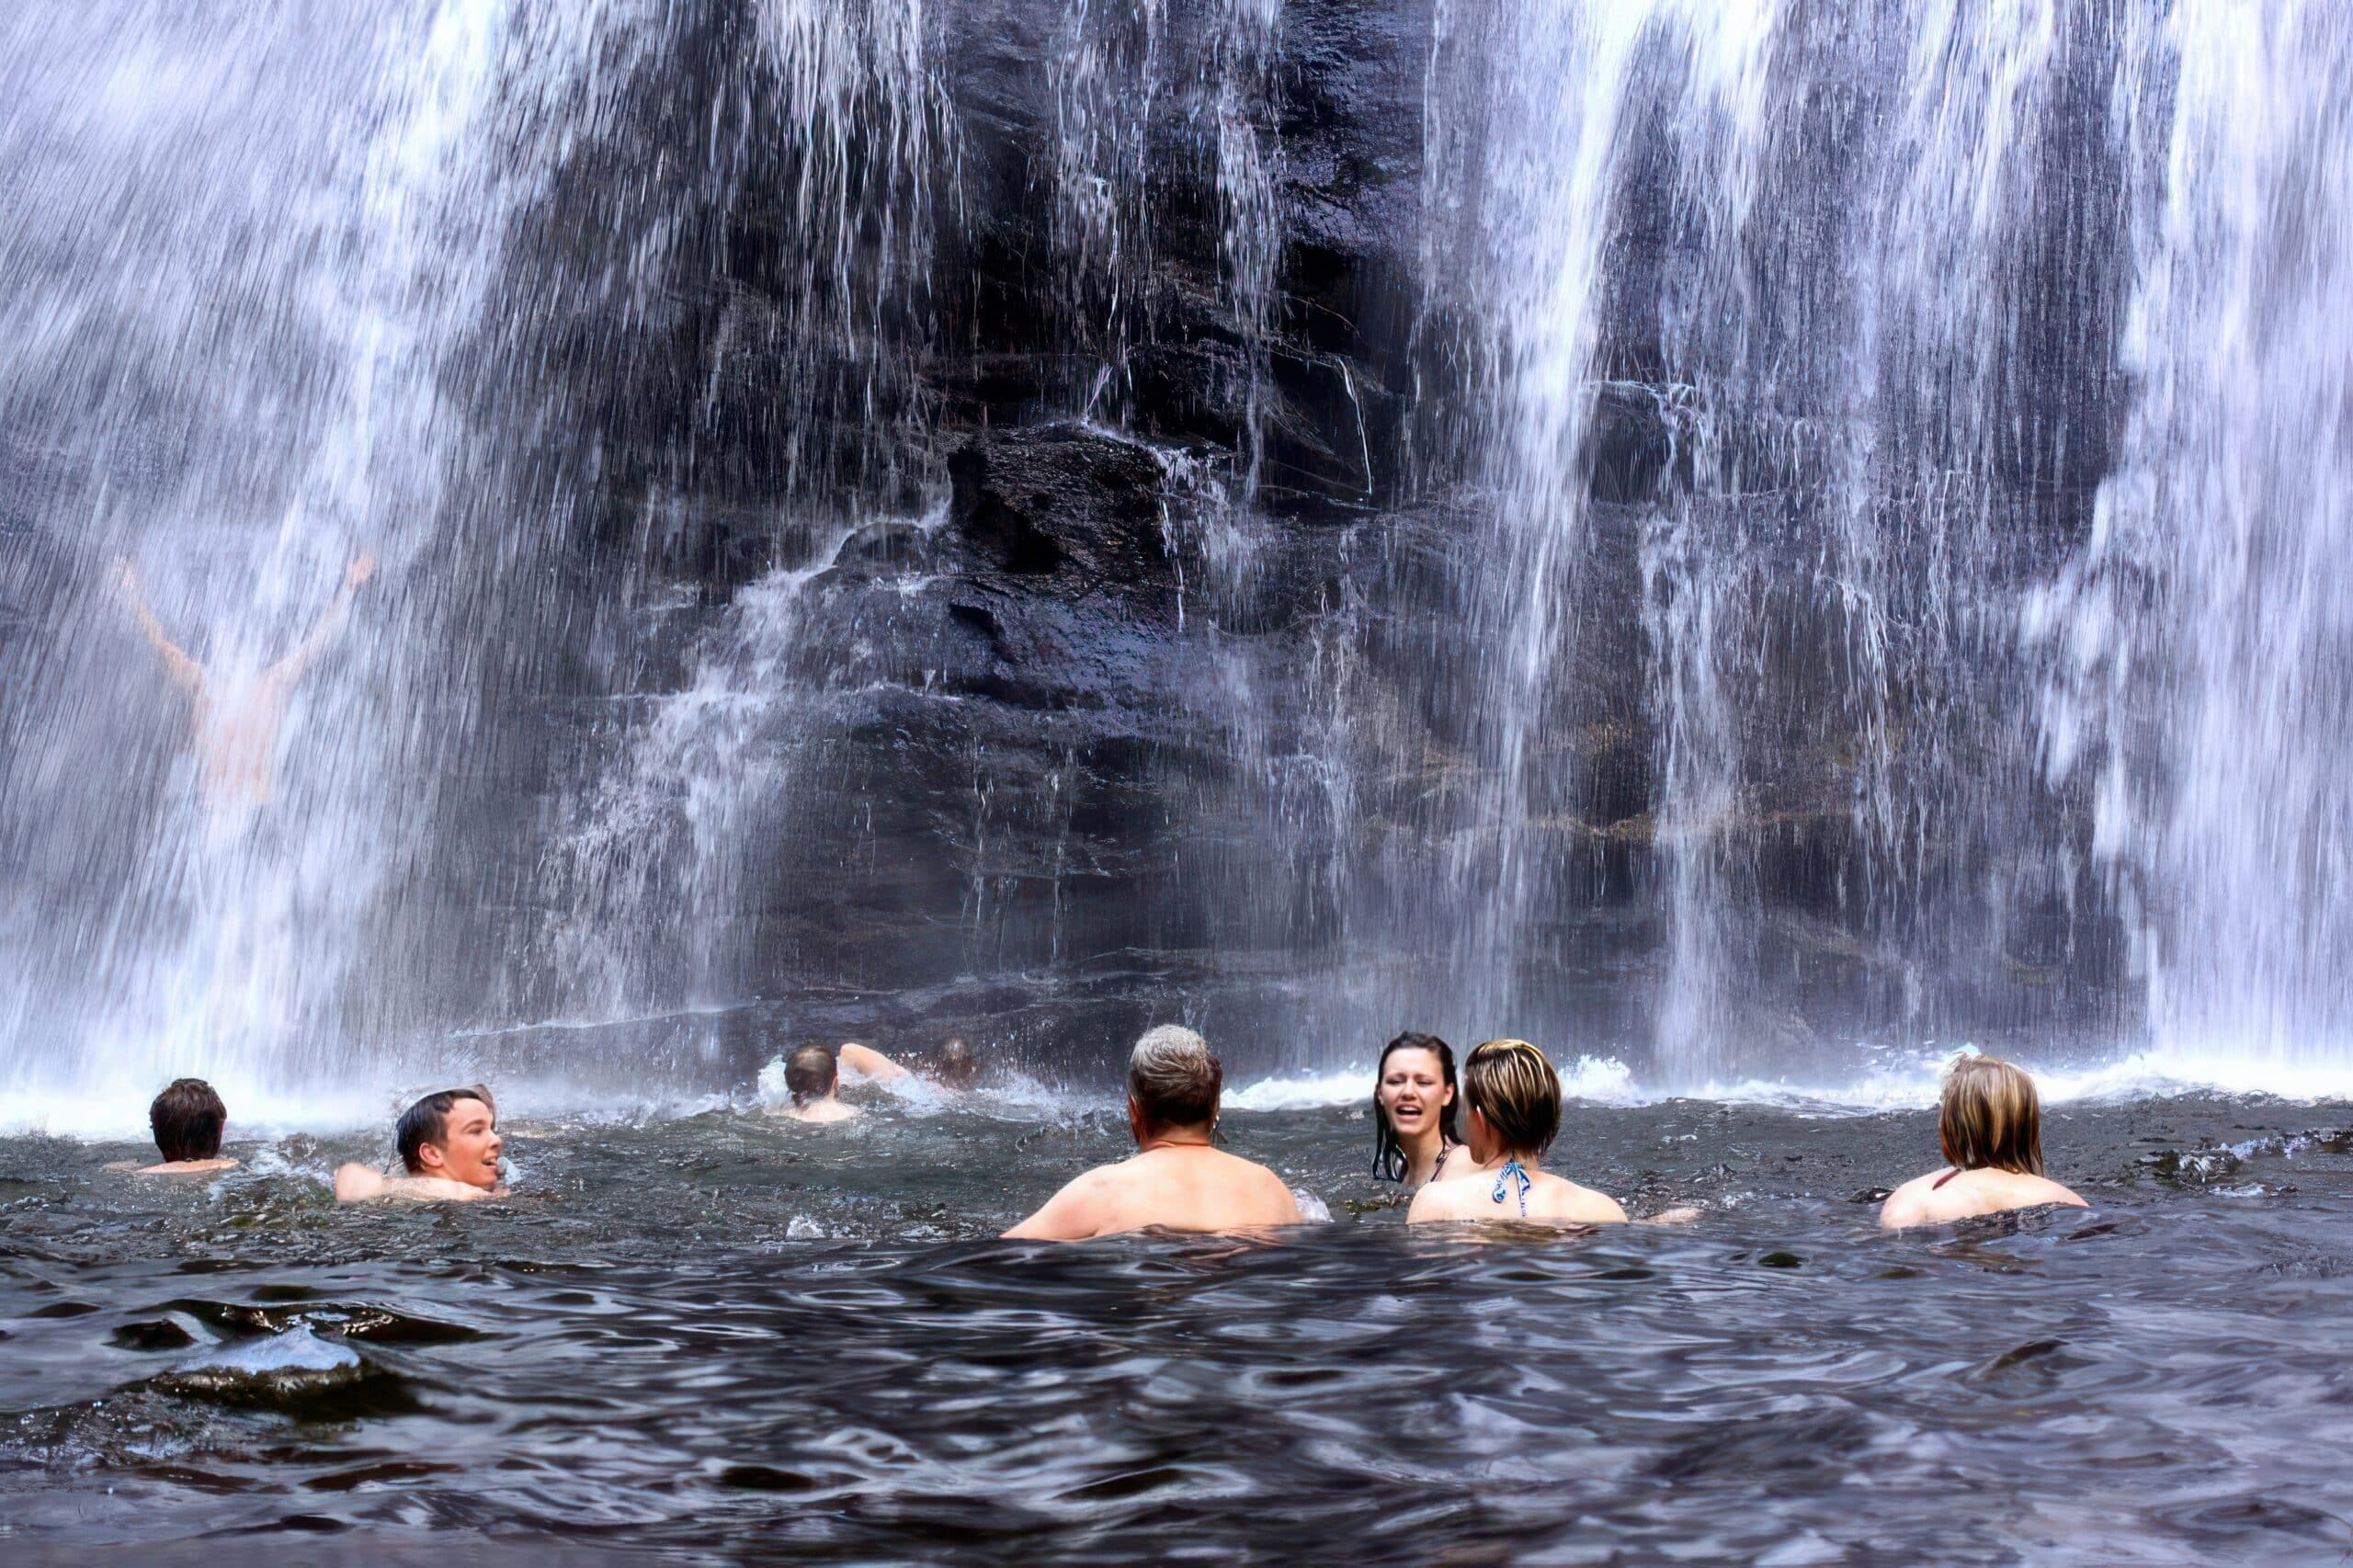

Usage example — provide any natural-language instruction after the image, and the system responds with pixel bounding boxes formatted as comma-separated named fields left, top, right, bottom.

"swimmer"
left=1408, top=1039, right=1628, bottom=1225
left=838, top=1037, right=984, bottom=1091
left=770, top=1045, right=859, bottom=1123
left=119, top=550, right=376, bottom=810
left=1004, top=1025, right=1302, bottom=1241
left=131, top=1077, right=238, bottom=1174
left=1371, top=1031, right=1467, bottom=1187
left=1880, top=1054, right=2088, bottom=1229
left=333, top=1087, right=505, bottom=1202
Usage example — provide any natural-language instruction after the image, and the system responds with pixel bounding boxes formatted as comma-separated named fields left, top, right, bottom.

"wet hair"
left=1462, top=1039, right=1561, bottom=1160
left=149, top=1078, right=226, bottom=1163
left=1128, top=1025, right=1222, bottom=1133
left=1371, top=1032, right=1462, bottom=1181
left=1938, top=1054, right=2045, bottom=1176
left=928, top=1037, right=981, bottom=1090
left=396, top=1089, right=492, bottom=1176
left=784, top=1045, right=839, bottom=1108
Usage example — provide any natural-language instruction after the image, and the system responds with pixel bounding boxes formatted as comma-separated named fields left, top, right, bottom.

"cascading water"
left=2033, top=0, right=2353, bottom=1076
left=0, top=0, right=663, bottom=1125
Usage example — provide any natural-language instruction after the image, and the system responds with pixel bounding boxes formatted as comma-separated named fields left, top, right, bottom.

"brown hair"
left=1128, top=1025, right=1222, bottom=1132
left=784, top=1045, right=838, bottom=1107
left=1938, top=1055, right=2045, bottom=1176
left=149, top=1078, right=226, bottom=1163
left=1462, top=1039, right=1561, bottom=1159
left=396, top=1089, right=493, bottom=1175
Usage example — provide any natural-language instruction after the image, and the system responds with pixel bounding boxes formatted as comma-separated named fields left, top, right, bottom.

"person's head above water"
left=149, top=1077, right=226, bottom=1164
left=1938, top=1054, right=2045, bottom=1176
left=394, top=1089, right=501, bottom=1190
left=1127, top=1024, right=1222, bottom=1140
left=1372, top=1031, right=1461, bottom=1181
left=784, top=1045, right=839, bottom=1108
left=1461, top=1038, right=1561, bottom=1163
left=928, top=1037, right=982, bottom=1090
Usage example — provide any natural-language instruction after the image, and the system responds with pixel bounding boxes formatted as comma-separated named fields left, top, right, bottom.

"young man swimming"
left=334, top=1087, right=506, bottom=1202
left=1003, top=1026, right=1302, bottom=1240
left=131, top=1077, right=239, bottom=1174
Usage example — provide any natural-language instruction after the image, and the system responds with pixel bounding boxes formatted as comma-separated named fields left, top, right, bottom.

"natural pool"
left=5, top=1089, right=2350, bottom=1562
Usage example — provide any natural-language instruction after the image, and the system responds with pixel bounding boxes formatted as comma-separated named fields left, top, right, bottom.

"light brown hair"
left=1463, top=1038, right=1561, bottom=1159
left=1938, top=1054, right=2045, bottom=1176
left=784, top=1045, right=838, bottom=1107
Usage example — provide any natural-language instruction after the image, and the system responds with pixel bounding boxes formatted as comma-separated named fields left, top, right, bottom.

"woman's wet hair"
left=149, top=1077, right=226, bottom=1163
left=395, top=1088, right=490, bottom=1175
left=1462, top=1039, right=1562, bottom=1160
left=1938, top=1054, right=2045, bottom=1176
left=1128, top=1025, right=1221, bottom=1132
left=1371, top=1032, right=1461, bottom=1181
left=784, top=1045, right=839, bottom=1108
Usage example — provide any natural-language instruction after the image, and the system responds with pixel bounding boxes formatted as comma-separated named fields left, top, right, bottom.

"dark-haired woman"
left=1880, top=1054, right=2086, bottom=1228
left=1372, top=1032, right=1467, bottom=1187
left=1408, top=1039, right=1627, bottom=1224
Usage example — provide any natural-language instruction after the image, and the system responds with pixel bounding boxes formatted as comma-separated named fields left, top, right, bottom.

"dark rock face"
left=439, top=0, right=2154, bottom=1083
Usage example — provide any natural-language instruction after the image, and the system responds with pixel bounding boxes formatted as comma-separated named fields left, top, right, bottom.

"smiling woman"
left=1371, top=1032, right=1465, bottom=1187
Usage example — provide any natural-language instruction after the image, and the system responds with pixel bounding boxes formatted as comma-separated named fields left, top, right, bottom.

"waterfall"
left=0, top=0, right=663, bottom=1121
left=2033, top=0, right=2353, bottom=1073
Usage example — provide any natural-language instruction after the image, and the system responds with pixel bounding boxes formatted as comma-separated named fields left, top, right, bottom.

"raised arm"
left=118, top=559, right=203, bottom=695
left=270, top=551, right=374, bottom=685
left=837, top=1042, right=911, bottom=1082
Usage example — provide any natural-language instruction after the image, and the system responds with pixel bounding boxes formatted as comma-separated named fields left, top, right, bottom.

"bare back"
left=1006, top=1145, right=1302, bottom=1240
left=1408, top=1165, right=1627, bottom=1226
left=1880, top=1166, right=2086, bottom=1229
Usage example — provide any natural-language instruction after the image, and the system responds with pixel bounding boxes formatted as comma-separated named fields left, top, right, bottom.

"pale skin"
left=1378, top=1046, right=1468, bottom=1187
left=1879, top=1165, right=2087, bottom=1229
left=1407, top=1104, right=1629, bottom=1225
left=106, top=1154, right=239, bottom=1175
left=1003, top=1100, right=1304, bottom=1241
left=334, top=1095, right=505, bottom=1202
left=836, top=1042, right=907, bottom=1083
left=119, top=551, right=376, bottom=809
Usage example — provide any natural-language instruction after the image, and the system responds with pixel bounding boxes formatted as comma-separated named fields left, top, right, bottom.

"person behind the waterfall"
left=1003, top=1025, right=1302, bottom=1241
left=119, top=549, right=376, bottom=811
left=1408, top=1039, right=1627, bottom=1225
left=1880, top=1054, right=2087, bottom=1229
left=334, top=1087, right=505, bottom=1202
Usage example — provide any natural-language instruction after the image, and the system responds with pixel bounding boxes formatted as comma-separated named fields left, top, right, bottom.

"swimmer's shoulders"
left=1405, top=1174, right=1484, bottom=1222
left=1535, top=1176, right=1625, bottom=1223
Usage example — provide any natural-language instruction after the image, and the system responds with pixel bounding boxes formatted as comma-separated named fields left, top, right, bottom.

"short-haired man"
left=334, top=1087, right=505, bottom=1202
left=136, top=1078, right=238, bottom=1174
left=1004, top=1026, right=1302, bottom=1240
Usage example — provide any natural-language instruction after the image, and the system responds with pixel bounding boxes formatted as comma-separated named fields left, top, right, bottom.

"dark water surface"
left=6, top=1093, right=2353, bottom=1562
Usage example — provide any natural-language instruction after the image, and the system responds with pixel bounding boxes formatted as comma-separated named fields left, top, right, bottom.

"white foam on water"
left=175, top=1325, right=360, bottom=1379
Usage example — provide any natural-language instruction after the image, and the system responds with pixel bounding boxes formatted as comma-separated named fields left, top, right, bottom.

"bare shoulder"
left=1540, top=1176, right=1626, bottom=1224
left=2007, top=1172, right=2089, bottom=1210
left=1878, top=1170, right=1944, bottom=1229
left=333, top=1162, right=386, bottom=1202
left=1238, top=1153, right=1303, bottom=1221
left=1406, top=1175, right=1480, bottom=1223
left=1003, top=1162, right=1116, bottom=1241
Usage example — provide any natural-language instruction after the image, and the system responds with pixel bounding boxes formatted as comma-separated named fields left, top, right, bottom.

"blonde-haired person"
left=1880, top=1054, right=2087, bottom=1228
left=1408, top=1039, right=1627, bottom=1225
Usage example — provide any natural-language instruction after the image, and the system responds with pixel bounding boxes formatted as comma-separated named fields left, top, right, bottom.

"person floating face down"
left=118, top=550, right=376, bottom=812
left=334, top=1086, right=505, bottom=1202
left=133, top=1077, right=239, bottom=1174
left=1003, top=1026, right=1304, bottom=1241
left=1880, top=1055, right=2088, bottom=1229
left=1408, top=1039, right=1629, bottom=1225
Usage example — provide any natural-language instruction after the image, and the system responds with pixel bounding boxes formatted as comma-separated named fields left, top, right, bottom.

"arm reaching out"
left=118, top=559, right=203, bottom=696
left=837, top=1042, right=911, bottom=1082
left=271, top=551, right=375, bottom=685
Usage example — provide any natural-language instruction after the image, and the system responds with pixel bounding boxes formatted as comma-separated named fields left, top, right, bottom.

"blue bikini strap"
left=1493, top=1157, right=1532, bottom=1216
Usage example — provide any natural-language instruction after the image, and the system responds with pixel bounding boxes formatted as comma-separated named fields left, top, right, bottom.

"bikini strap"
left=1493, top=1157, right=1533, bottom=1216
left=1931, top=1166, right=1963, bottom=1190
